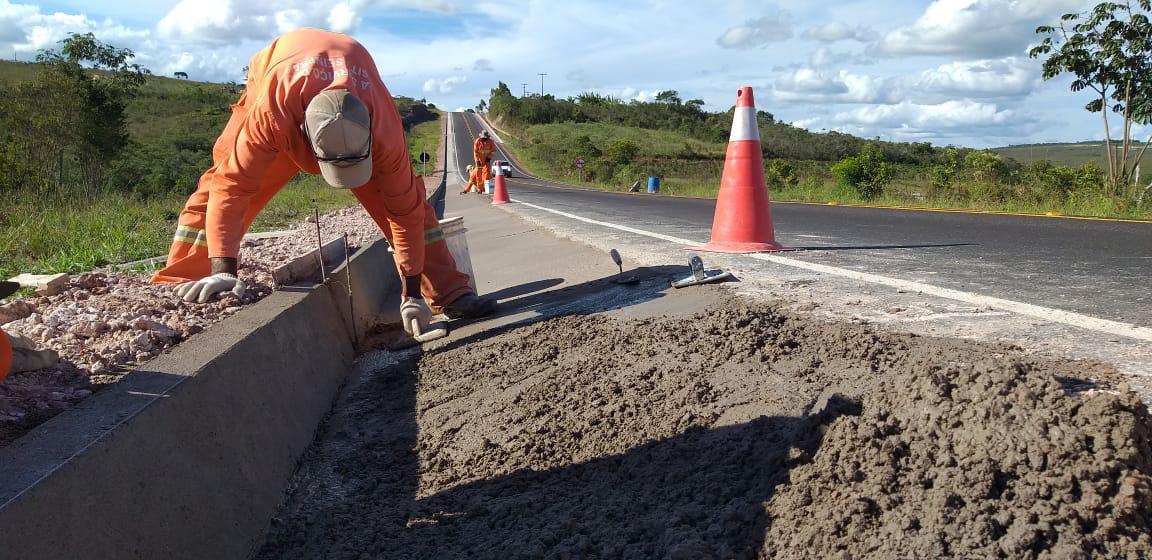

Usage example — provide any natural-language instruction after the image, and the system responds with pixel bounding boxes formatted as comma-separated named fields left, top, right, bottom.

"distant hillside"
left=0, top=58, right=438, bottom=198
left=992, top=142, right=1152, bottom=169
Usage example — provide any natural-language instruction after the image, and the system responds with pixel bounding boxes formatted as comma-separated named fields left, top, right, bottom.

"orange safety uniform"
left=463, top=166, right=484, bottom=193
left=150, top=29, right=471, bottom=308
left=473, top=136, right=496, bottom=183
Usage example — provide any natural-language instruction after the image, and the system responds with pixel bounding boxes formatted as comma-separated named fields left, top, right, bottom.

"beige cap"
left=305, top=89, right=372, bottom=189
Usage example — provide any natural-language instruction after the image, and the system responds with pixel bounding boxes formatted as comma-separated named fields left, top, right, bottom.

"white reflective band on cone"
left=495, top=162, right=503, bottom=176
left=729, top=106, right=759, bottom=142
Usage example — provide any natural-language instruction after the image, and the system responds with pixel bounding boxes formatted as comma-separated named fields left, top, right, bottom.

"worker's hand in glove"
left=174, top=273, right=246, bottom=303
left=400, top=296, right=433, bottom=336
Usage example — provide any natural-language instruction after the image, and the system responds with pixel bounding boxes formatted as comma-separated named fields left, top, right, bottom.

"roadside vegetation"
left=0, top=34, right=438, bottom=282
left=485, top=3, right=1152, bottom=220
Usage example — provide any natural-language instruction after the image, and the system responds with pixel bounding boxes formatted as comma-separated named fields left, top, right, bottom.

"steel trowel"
left=671, top=254, right=733, bottom=289
left=609, top=249, right=640, bottom=285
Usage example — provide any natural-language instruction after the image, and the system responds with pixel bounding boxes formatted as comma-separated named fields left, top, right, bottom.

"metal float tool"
left=609, top=249, right=640, bottom=285
left=671, top=254, right=733, bottom=289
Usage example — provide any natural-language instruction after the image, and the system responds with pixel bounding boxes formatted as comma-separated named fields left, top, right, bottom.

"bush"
left=766, top=159, right=798, bottom=187
left=830, top=143, right=891, bottom=199
left=606, top=139, right=640, bottom=164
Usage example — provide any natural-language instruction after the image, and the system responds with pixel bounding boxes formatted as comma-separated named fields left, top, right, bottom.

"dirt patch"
left=257, top=302, right=1149, bottom=559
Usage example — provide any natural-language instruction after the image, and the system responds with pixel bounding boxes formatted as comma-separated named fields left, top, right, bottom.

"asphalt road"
left=450, top=112, right=1151, bottom=327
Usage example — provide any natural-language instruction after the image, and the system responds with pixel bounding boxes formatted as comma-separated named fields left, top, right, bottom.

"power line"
left=521, top=83, right=528, bottom=97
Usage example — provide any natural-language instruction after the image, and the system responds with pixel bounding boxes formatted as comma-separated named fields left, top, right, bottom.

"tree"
left=5, top=33, right=151, bottom=195
left=654, top=90, right=681, bottom=104
left=174, top=71, right=188, bottom=79
left=476, top=99, right=488, bottom=112
left=1030, top=1, right=1152, bottom=197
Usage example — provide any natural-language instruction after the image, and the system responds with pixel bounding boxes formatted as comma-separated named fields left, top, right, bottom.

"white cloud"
left=913, top=57, right=1040, bottom=98
left=794, top=100, right=1035, bottom=143
left=809, top=47, right=873, bottom=67
left=0, top=0, right=150, bottom=59
left=802, top=22, right=875, bottom=43
left=156, top=0, right=284, bottom=46
left=584, top=87, right=657, bottom=102
left=873, top=0, right=1087, bottom=59
left=328, top=2, right=360, bottom=32
left=716, top=15, right=793, bottom=49
left=156, top=0, right=460, bottom=47
left=0, top=0, right=1109, bottom=148
left=774, top=68, right=899, bottom=104
left=423, top=75, right=466, bottom=94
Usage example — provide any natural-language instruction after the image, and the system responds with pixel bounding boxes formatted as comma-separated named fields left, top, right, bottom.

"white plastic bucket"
left=484, top=180, right=492, bottom=194
left=439, top=216, right=477, bottom=292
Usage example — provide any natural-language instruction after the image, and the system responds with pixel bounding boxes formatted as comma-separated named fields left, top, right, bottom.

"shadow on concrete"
left=254, top=340, right=862, bottom=559
left=423, top=264, right=691, bottom=355
left=789, top=242, right=975, bottom=252
left=481, top=277, right=564, bottom=301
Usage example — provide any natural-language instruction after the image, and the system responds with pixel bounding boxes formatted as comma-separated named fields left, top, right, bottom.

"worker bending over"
left=151, top=28, right=495, bottom=334
left=461, top=164, right=484, bottom=194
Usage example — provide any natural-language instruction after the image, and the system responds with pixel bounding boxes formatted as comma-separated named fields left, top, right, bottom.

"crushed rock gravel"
left=0, top=205, right=382, bottom=446
left=256, top=303, right=1149, bottom=559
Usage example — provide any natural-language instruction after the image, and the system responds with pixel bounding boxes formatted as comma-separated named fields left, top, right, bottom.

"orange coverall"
left=473, top=136, right=496, bottom=183
left=463, top=166, right=484, bottom=193
left=150, top=29, right=471, bottom=308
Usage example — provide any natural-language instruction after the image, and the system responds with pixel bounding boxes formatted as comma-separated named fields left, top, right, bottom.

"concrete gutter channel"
left=0, top=236, right=402, bottom=560
left=0, top=116, right=456, bottom=559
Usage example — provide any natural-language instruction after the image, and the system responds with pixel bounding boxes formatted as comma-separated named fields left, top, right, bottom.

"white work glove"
left=400, top=296, right=432, bottom=336
left=174, top=273, right=246, bottom=303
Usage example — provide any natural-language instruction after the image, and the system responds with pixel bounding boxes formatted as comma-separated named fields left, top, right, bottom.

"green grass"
left=406, top=115, right=442, bottom=175
left=0, top=60, right=45, bottom=85
left=0, top=60, right=454, bottom=281
left=993, top=142, right=1152, bottom=170
left=521, top=122, right=726, bottom=159
left=1, top=176, right=356, bottom=281
left=500, top=121, right=1151, bottom=220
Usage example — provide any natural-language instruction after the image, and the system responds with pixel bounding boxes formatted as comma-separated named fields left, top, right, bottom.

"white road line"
left=511, top=198, right=1152, bottom=344
left=475, top=113, right=506, bottom=144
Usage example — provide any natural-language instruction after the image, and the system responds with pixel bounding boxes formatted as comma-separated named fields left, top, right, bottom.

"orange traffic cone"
left=688, top=87, right=785, bottom=253
left=491, top=160, right=510, bottom=205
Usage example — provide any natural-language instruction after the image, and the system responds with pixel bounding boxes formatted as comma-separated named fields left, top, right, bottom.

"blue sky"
left=0, top=0, right=1135, bottom=148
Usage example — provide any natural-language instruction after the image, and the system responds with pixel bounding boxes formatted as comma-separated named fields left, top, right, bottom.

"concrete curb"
left=0, top=239, right=400, bottom=560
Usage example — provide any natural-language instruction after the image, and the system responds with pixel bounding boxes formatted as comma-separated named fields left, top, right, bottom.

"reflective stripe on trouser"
left=150, top=156, right=298, bottom=284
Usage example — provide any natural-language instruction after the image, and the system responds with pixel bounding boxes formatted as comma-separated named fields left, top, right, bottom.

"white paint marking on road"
left=510, top=198, right=1152, bottom=343
left=475, top=113, right=506, bottom=144
left=447, top=113, right=465, bottom=182
left=890, top=311, right=1012, bottom=323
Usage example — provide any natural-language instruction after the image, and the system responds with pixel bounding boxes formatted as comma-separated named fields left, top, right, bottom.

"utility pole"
left=521, top=83, right=528, bottom=97
left=538, top=73, right=547, bottom=96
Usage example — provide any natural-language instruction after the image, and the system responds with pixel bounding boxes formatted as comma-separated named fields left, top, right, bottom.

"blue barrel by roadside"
left=647, top=176, right=661, bottom=193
